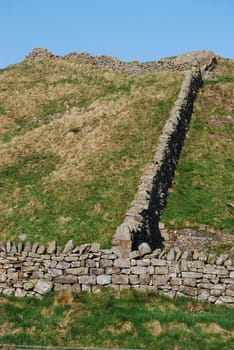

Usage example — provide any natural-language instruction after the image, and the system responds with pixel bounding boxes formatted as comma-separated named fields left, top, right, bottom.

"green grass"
left=161, top=63, right=234, bottom=233
left=0, top=290, right=233, bottom=349
left=0, top=64, right=181, bottom=247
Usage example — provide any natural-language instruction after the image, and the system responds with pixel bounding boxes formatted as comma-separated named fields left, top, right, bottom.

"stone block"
left=153, top=275, right=169, bottom=286
left=184, top=278, right=197, bottom=287
left=182, top=272, right=202, bottom=279
left=139, top=274, right=151, bottom=285
left=100, top=259, right=113, bottom=268
left=63, top=240, right=75, bottom=253
left=112, top=274, right=129, bottom=285
left=79, top=275, right=96, bottom=285
left=129, top=275, right=139, bottom=285
left=114, top=258, right=130, bottom=268
left=90, top=268, right=104, bottom=275
left=151, top=259, right=167, bottom=266
left=34, top=280, right=53, bottom=295
left=179, top=285, right=197, bottom=297
left=131, top=266, right=147, bottom=275
left=15, top=288, right=27, bottom=297
left=47, top=241, right=56, bottom=254
left=155, top=266, right=168, bottom=275
left=57, top=261, right=70, bottom=269
left=138, top=242, right=152, bottom=256
left=66, top=267, right=88, bottom=275
left=97, top=275, right=111, bottom=285
left=54, top=275, right=77, bottom=284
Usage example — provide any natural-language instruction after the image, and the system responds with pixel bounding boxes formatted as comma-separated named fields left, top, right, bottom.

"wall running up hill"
left=1, top=58, right=232, bottom=305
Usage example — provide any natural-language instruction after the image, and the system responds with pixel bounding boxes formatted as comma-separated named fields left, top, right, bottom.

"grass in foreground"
left=0, top=58, right=181, bottom=247
left=161, top=59, right=234, bottom=233
left=0, top=289, right=233, bottom=350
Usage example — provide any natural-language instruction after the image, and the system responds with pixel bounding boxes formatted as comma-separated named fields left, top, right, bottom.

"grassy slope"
left=0, top=290, right=233, bottom=350
left=0, top=57, right=182, bottom=247
left=161, top=59, right=234, bottom=233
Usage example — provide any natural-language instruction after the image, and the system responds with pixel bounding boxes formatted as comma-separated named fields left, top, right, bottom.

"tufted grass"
left=0, top=289, right=233, bottom=350
left=0, top=57, right=181, bottom=247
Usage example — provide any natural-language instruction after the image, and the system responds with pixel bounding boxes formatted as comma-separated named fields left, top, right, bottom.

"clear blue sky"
left=1, top=0, right=233, bottom=68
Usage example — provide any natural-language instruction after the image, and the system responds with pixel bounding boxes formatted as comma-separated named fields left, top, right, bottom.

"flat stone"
left=167, top=249, right=176, bottom=261
left=97, top=275, right=111, bottom=285
left=216, top=254, right=229, bottom=266
left=114, top=258, right=130, bottom=268
left=112, top=274, right=129, bottom=285
left=54, top=275, right=77, bottom=284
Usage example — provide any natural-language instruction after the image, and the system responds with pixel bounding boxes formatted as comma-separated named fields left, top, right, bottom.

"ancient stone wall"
left=0, top=240, right=233, bottom=305
left=1, top=49, right=229, bottom=305
left=112, top=62, right=202, bottom=258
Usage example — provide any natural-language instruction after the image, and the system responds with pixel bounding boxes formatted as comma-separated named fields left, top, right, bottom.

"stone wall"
left=2, top=49, right=229, bottom=305
left=25, top=48, right=218, bottom=77
left=0, top=240, right=233, bottom=305
left=112, top=62, right=202, bottom=258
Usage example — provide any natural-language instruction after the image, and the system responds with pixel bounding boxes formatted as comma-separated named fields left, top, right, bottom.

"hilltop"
left=0, top=48, right=233, bottom=249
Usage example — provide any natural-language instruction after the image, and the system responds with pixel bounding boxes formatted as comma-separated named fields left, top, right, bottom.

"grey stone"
left=216, top=254, right=229, bottom=266
left=167, top=249, right=175, bottom=261
left=112, top=274, right=129, bottom=285
left=138, top=242, right=152, bottom=257
left=47, top=241, right=56, bottom=254
left=34, top=280, right=53, bottom=295
left=63, top=240, right=75, bottom=253
left=15, top=288, right=27, bottom=297
left=97, top=275, right=111, bottom=285
left=90, top=243, right=100, bottom=253
left=54, top=275, right=77, bottom=284
left=114, top=258, right=130, bottom=268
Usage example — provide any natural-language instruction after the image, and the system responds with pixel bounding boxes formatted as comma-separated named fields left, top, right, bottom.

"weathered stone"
left=167, top=249, right=175, bottom=261
left=23, top=282, right=34, bottom=290
left=34, top=280, right=53, bottom=295
left=63, top=240, right=75, bottom=253
left=90, top=243, right=100, bottom=253
left=47, top=241, right=56, bottom=254
left=155, top=266, right=168, bottom=275
left=3, top=288, right=15, bottom=296
left=100, top=259, right=113, bottom=268
left=37, top=245, right=46, bottom=254
left=216, top=254, right=229, bottom=266
left=184, top=278, right=197, bottom=287
left=15, top=288, right=27, bottom=297
left=151, top=258, right=167, bottom=266
left=182, top=272, right=202, bottom=278
left=138, top=242, right=152, bottom=257
left=131, top=266, right=147, bottom=275
left=97, top=275, right=111, bottom=285
left=179, top=285, right=197, bottom=297
left=112, top=274, right=129, bottom=285
left=54, top=275, right=77, bottom=284
left=114, top=258, right=130, bottom=268
left=153, top=275, right=169, bottom=286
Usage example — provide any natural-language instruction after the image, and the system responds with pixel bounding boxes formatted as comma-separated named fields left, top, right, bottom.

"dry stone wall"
left=112, top=62, right=202, bottom=258
left=0, top=240, right=233, bottom=305
left=1, top=49, right=230, bottom=305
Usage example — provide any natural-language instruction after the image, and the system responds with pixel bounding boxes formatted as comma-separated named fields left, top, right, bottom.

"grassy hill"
left=161, top=58, right=234, bottom=234
left=0, top=56, right=182, bottom=247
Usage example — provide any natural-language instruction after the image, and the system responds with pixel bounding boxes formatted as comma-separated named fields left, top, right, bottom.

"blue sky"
left=1, top=0, right=233, bottom=68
